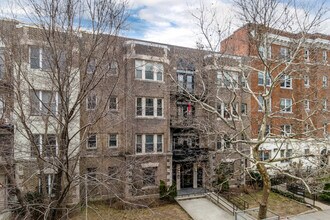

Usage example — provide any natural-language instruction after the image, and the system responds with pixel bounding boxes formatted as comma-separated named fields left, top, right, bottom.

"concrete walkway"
left=177, top=197, right=233, bottom=220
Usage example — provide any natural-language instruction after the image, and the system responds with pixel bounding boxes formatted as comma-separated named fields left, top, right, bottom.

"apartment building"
left=1, top=18, right=329, bottom=211
left=221, top=24, right=330, bottom=171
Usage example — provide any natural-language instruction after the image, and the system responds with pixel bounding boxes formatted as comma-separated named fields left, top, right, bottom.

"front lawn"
left=235, top=191, right=313, bottom=217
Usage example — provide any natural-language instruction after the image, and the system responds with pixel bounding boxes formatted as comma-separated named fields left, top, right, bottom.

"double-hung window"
left=257, top=95, right=271, bottom=112
left=323, top=99, right=327, bottom=111
left=30, top=46, right=51, bottom=70
left=87, top=94, right=97, bottom=110
left=143, top=167, right=157, bottom=186
left=39, top=174, right=56, bottom=196
left=281, top=125, right=292, bottom=136
left=136, top=134, right=163, bottom=154
left=31, top=134, right=57, bottom=158
left=0, top=48, right=5, bottom=79
left=304, top=49, right=310, bottom=61
left=87, top=134, right=97, bottom=149
left=258, top=72, right=271, bottom=86
left=280, top=75, right=292, bottom=88
left=217, top=102, right=238, bottom=119
left=304, top=75, right=310, bottom=87
left=109, top=97, right=118, bottom=111
left=136, top=97, right=163, bottom=117
left=217, top=71, right=238, bottom=88
left=177, top=71, right=194, bottom=93
left=323, top=76, right=328, bottom=88
left=323, top=50, right=327, bottom=62
left=31, top=90, right=58, bottom=115
left=108, top=134, right=117, bottom=148
left=304, top=99, right=310, bottom=111
left=280, top=98, right=292, bottom=113
left=280, top=47, right=290, bottom=60
left=135, top=60, right=163, bottom=82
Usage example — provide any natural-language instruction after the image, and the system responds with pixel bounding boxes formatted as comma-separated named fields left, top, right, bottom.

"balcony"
left=170, top=116, right=196, bottom=128
left=173, top=147, right=209, bottom=162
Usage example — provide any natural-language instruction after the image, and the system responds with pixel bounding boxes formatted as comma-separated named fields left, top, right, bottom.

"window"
left=135, top=60, right=163, bottom=82
left=217, top=71, right=238, bottom=88
left=31, top=134, right=57, bottom=158
left=323, top=99, right=327, bottom=111
left=108, top=134, right=117, bottom=148
left=87, top=134, right=97, bottom=149
left=135, top=134, right=163, bottom=154
left=39, top=174, right=56, bottom=195
left=241, top=76, right=247, bottom=88
left=86, top=167, right=97, bottom=181
left=217, top=102, right=238, bottom=119
left=86, top=94, right=97, bottom=110
left=280, top=98, right=292, bottom=113
left=143, top=167, right=157, bottom=186
left=136, top=97, right=163, bottom=117
left=323, top=50, right=327, bottom=62
left=304, top=148, right=310, bottom=155
left=280, top=149, right=285, bottom=158
left=324, top=123, right=328, bottom=135
left=109, top=97, right=117, bottom=111
left=280, top=47, right=290, bottom=60
left=286, top=149, right=293, bottom=158
left=29, top=46, right=51, bottom=70
left=0, top=98, right=4, bottom=118
left=177, top=71, right=194, bottom=93
left=280, top=75, right=292, bottom=88
left=257, top=95, right=271, bottom=112
left=87, top=58, right=96, bottom=74
left=323, top=76, right=328, bottom=88
left=281, top=125, right=292, bottom=136
left=258, top=72, right=271, bottom=86
left=304, top=49, right=309, bottom=61
left=109, top=61, right=118, bottom=75
left=177, top=102, right=194, bottom=118
left=304, top=123, right=310, bottom=133
left=304, top=75, right=310, bottom=87
left=265, top=125, right=271, bottom=136
left=31, top=90, right=58, bottom=115
left=0, top=48, right=5, bottom=79
left=216, top=135, right=232, bottom=150
left=304, top=99, right=310, bottom=111
left=241, top=103, right=247, bottom=115
left=259, top=150, right=271, bottom=161
left=258, top=45, right=271, bottom=59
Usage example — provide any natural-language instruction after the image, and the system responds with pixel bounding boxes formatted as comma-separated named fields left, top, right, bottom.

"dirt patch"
left=70, top=203, right=191, bottom=220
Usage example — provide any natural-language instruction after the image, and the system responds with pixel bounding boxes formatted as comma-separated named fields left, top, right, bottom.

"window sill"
left=136, top=116, right=165, bottom=119
left=142, top=185, right=157, bottom=190
left=134, top=78, right=164, bottom=83
left=280, top=87, right=292, bottom=90
left=136, top=152, right=164, bottom=155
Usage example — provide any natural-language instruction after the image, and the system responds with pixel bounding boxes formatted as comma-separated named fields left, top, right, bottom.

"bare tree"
left=185, top=0, right=330, bottom=219
left=0, top=0, right=128, bottom=219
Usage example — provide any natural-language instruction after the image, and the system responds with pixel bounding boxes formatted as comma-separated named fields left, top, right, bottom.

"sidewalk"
left=177, top=197, right=233, bottom=220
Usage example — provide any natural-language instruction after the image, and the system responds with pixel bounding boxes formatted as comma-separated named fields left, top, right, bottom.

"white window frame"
left=281, top=125, right=292, bottom=136
left=280, top=75, right=292, bottom=89
left=280, top=47, right=290, bottom=60
left=31, top=90, right=59, bottom=116
left=217, top=71, right=238, bottom=89
left=108, top=133, right=118, bottom=148
left=135, top=134, right=163, bottom=154
left=304, top=75, right=310, bottom=87
left=109, top=97, right=118, bottom=111
left=87, top=133, right=97, bottom=149
left=86, top=94, right=97, bottom=110
left=304, top=49, right=310, bottom=61
left=29, top=46, right=51, bottom=70
left=323, top=99, right=327, bottom=111
left=39, top=174, right=56, bottom=196
left=304, top=99, right=310, bottom=111
left=258, top=72, right=271, bottom=86
left=135, top=60, right=164, bottom=82
left=323, top=76, right=328, bottom=88
left=280, top=98, right=292, bottom=113
left=0, top=98, right=4, bottom=118
left=31, top=134, right=58, bottom=158
left=136, top=97, right=163, bottom=118
left=217, top=102, right=238, bottom=120
left=241, top=103, right=247, bottom=115
left=323, top=50, right=327, bottom=62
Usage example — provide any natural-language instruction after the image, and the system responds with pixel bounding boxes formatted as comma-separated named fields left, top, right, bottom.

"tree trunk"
left=256, top=162, right=271, bottom=220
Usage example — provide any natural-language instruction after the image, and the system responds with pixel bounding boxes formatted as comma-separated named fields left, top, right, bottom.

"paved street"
left=177, top=198, right=233, bottom=220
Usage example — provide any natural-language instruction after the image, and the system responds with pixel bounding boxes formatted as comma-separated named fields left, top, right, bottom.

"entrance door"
left=181, top=164, right=193, bottom=188
left=197, top=167, right=203, bottom=187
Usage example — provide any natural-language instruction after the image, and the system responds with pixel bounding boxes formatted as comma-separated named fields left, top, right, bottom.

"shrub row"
left=271, top=188, right=305, bottom=203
